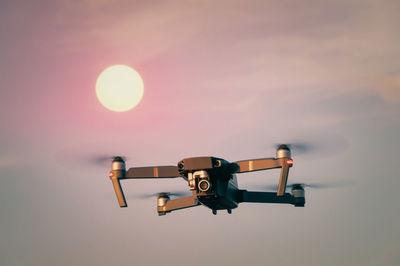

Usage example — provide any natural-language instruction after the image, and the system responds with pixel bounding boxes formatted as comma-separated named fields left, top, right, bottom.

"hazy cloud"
left=379, top=75, right=400, bottom=103
left=0, top=153, right=19, bottom=169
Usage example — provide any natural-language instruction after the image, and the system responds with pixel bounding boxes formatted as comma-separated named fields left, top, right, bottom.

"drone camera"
left=193, top=170, right=213, bottom=193
left=291, top=184, right=305, bottom=207
left=198, top=179, right=211, bottom=192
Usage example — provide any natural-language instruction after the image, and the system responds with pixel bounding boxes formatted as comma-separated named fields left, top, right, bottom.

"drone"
left=108, top=144, right=305, bottom=215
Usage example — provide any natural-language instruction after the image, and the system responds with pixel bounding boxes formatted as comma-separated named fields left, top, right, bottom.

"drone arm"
left=234, top=157, right=293, bottom=196
left=277, top=163, right=290, bottom=196
left=110, top=176, right=127, bottom=207
left=237, top=190, right=293, bottom=205
left=234, top=158, right=283, bottom=173
left=125, top=166, right=181, bottom=179
left=158, top=195, right=200, bottom=215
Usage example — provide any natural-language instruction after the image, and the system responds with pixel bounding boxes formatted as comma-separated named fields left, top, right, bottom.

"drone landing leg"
left=277, top=163, right=290, bottom=196
left=237, top=190, right=294, bottom=205
left=158, top=196, right=200, bottom=216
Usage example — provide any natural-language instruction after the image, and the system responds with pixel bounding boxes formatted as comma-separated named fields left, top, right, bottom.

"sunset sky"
left=1, top=1, right=399, bottom=265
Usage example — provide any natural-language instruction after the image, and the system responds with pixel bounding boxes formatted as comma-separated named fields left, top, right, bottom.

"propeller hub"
left=157, top=193, right=170, bottom=207
left=276, top=144, right=291, bottom=158
left=111, top=156, right=125, bottom=171
left=291, top=184, right=305, bottom=207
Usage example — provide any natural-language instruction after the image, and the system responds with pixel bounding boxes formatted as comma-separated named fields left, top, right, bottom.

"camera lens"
left=198, top=180, right=211, bottom=192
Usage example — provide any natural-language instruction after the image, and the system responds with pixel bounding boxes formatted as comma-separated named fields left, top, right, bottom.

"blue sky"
left=0, top=1, right=399, bottom=265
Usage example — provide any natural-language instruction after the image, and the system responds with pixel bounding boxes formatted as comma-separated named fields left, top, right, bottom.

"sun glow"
left=96, top=65, right=144, bottom=112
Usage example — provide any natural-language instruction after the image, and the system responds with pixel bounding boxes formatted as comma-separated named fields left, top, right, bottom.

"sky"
left=0, top=0, right=399, bottom=265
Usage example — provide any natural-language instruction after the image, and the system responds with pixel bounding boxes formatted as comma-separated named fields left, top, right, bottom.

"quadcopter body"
left=108, top=145, right=305, bottom=215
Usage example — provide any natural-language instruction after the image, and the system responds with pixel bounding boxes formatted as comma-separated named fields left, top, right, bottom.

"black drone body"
left=108, top=145, right=305, bottom=215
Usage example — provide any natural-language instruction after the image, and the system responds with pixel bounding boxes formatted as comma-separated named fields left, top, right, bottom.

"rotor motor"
left=276, top=144, right=291, bottom=159
left=110, top=156, right=126, bottom=178
left=193, top=170, right=212, bottom=193
left=157, top=193, right=170, bottom=216
left=291, top=184, right=305, bottom=207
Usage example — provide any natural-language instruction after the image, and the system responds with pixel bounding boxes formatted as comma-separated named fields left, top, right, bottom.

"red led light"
left=286, top=159, right=294, bottom=166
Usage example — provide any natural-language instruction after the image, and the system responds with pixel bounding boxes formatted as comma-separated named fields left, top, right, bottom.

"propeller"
left=275, top=143, right=313, bottom=155
left=132, top=191, right=191, bottom=199
left=273, top=137, right=348, bottom=159
left=55, top=152, right=129, bottom=169
left=260, top=179, right=353, bottom=191
left=269, top=130, right=348, bottom=159
left=89, top=155, right=128, bottom=167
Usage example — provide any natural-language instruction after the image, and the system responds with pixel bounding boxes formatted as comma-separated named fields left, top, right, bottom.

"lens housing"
left=198, top=179, right=211, bottom=192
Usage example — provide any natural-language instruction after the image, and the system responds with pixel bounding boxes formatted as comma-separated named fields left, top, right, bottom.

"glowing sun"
left=96, top=65, right=144, bottom=112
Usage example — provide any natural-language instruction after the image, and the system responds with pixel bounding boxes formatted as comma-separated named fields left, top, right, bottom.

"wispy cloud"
left=379, top=75, right=400, bottom=103
left=0, top=153, right=19, bottom=169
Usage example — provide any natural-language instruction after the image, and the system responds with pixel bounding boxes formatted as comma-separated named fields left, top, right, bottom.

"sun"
left=96, top=65, right=144, bottom=112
